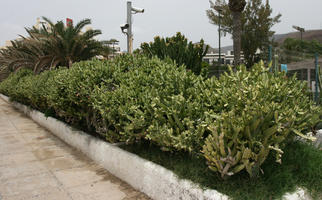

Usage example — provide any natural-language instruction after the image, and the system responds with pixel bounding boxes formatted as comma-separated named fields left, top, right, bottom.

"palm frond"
left=74, top=18, right=91, bottom=33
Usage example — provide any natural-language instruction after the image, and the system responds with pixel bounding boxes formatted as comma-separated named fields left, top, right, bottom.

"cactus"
left=202, top=62, right=321, bottom=178
left=141, top=32, right=209, bottom=75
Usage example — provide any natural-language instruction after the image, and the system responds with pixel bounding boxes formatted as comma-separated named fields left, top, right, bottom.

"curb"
left=0, top=94, right=316, bottom=200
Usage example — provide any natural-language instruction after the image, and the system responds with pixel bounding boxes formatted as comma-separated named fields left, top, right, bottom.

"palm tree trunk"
left=232, top=11, right=242, bottom=66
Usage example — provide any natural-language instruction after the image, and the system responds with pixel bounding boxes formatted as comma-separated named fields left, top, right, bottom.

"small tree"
left=140, top=32, right=209, bottom=75
left=207, top=0, right=281, bottom=67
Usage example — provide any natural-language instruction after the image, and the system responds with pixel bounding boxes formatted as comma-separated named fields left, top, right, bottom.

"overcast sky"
left=0, top=0, right=322, bottom=51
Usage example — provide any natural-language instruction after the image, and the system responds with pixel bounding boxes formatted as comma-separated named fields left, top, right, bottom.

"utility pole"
left=127, top=1, right=133, bottom=54
left=213, top=5, right=223, bottom=66
left=218, top=11, right=221, bottom=66
left=292, top=25, right=305, bottom=42
left=121, top=1, right=144, bottom=54
left=268, top=45, right=272, bottom=63
left=268, top=45, right=272, bottom=72
left=315, top=53, right=319, bottom=104
left=274, top=54, right=279, bottom=74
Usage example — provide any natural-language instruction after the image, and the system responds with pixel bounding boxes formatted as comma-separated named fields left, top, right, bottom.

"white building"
left=107, top=44, right=122, bottom=59
left=203, top=50, right=244, bottom=65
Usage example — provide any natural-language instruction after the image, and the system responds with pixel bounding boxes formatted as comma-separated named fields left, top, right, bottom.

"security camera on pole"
left=292, top=25, right=305, bottom=41
left=120, top=1, right=144, bottom=54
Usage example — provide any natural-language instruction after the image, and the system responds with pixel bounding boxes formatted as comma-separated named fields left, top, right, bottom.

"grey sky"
left=0, top=0, right=322, bottom=51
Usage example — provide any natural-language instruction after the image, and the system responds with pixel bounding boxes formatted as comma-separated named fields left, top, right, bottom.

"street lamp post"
left=292, top=25, right=305, bottom=41
left=121, top=1, right=144, bottom=54
left=127, top=1, right=133, bottom=53
left=292, top=25, right=305, bottom=59
left=213, top=6, right=223, bottom=66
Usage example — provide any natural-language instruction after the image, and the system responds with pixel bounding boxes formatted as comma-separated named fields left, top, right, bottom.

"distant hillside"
left=205, top=29, right=322, bottom=53
left=205, top=45, right=233, bottom=53
left=273, top=29, right=322, bottom=44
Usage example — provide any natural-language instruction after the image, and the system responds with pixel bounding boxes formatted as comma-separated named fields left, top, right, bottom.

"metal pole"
left=127, top=1, right=133, bottom=54
left=218, top=12, right=221, bottom=66
left=112, top=43, right=115, bottom=57
left=268, top=45, right=272, bottom=63
left=315, top=53, right=319, bottom=103
left=274, top=54, right=278, bottom=74
left=268, top=45, right=272, bottom=72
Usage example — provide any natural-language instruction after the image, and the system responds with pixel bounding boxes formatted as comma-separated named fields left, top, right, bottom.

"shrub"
left=140, top=32, right=209, bottom=75
left=202, top=62, right=321, bottom=178
left=0, top=56, right=320, bottom=179
left=9, top=74, right=34, bottom=105
left=91, top=55, right=206, bottom=145
left=0, top=69, right=33, bottom=96
left=47, top=60, right=115, bottom=130
left=28, top=70, right=58, bottom=113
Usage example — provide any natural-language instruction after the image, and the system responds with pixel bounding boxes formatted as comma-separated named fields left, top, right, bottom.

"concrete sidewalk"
left=0, top=98, right=150, bottom=200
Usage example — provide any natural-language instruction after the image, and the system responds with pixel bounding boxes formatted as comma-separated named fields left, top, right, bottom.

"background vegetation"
left=207, top=0, right=281, bottom=67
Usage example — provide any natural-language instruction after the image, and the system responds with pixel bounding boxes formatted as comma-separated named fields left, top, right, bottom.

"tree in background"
left=207, top=0, right=281, bottom=67
left=229, top=0, right=246, bottom=66
left=283, top=38, right=322, bottom=55
left=107, top=39, right=119, bottom=58
left=0, top=17, right=109, bottom=74
left=140, top=32, right=209, bottom=75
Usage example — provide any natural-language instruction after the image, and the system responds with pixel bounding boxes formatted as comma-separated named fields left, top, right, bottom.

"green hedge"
left=0, top=55, right=320, bottom=178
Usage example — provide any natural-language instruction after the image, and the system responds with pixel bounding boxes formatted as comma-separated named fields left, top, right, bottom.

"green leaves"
left=0, top=17, right=108, bottom=75
left=140, top=32, right=209, bottom=75
left=202, top=62, right=321, bottom=178
left=1, top=56, right=320, bottom=179
left=207, top=0, right=281, bottom=67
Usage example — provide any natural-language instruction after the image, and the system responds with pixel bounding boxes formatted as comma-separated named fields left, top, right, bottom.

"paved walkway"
left=0, top=98, right=150, bottom=200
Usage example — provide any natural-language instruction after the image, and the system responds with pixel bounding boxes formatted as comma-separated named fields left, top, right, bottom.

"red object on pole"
left=66, top=18, right=73, bottom=27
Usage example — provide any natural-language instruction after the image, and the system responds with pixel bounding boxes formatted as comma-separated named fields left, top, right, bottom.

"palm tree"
left=228, top=0, right=246, bottom=66
left=28, top=17, right=105, bottom=68
left=0, top=17, right=109, bottom=74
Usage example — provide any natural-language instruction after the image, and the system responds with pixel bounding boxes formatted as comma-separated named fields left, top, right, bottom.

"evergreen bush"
left=0, top=56, right=320, bottom=178
left=0, top=69, right=33, bottom=96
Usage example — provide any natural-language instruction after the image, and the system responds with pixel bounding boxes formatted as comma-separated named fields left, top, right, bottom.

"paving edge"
left=0, top=93, right=317, bottom=200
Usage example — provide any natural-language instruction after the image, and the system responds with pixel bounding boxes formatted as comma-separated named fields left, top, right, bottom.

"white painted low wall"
left=0, top=93, right=317, bottom=200
left=314, top=130, right=322, bottom=148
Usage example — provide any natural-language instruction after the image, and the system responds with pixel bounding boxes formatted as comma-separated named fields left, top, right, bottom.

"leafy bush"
left=0, top=56, right=320, bottom=179
left=140, top=32, right=209, bottom=75
left=91, top=57, right=207, bottom=148
left=0, top=69, right=33, bottom=96
left=202, top=63, right=321, bottom=178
